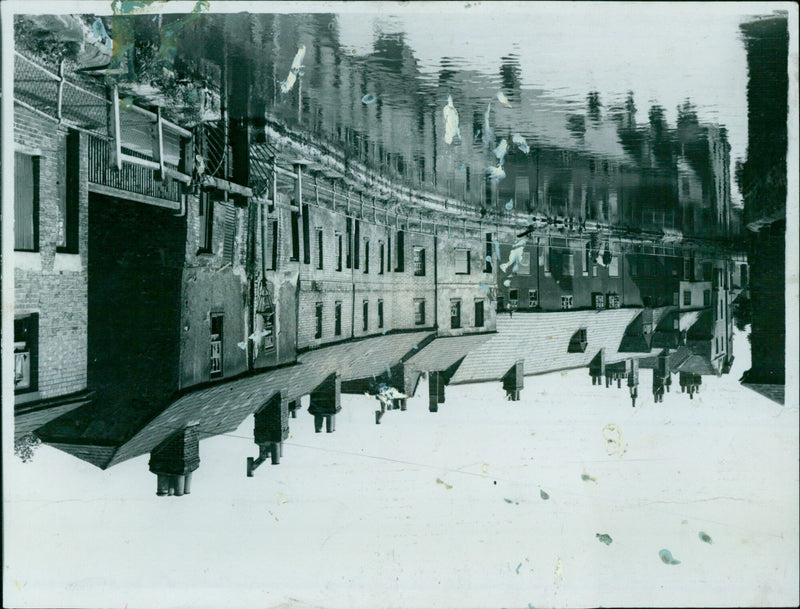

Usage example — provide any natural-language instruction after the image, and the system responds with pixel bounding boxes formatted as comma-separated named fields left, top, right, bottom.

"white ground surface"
left=4, top=330, right=798, bottom=609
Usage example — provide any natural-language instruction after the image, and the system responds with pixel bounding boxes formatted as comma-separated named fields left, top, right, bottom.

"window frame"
left=413, top=246, right=426, bottom=276
left=474, top=299, right=485, bottom=328
left=334, top=300, right=342, bottom=336
left=362, top=300, right=369, bottom=332
left=450, top=299, right=462, bottom=329
left=210, top=313, right=224, bottom=379
left=561, top=295, right=574, bottom=310
left=56, top=130, right=80, bottom=254
left=315, top=302, right=323, bottom=339
left=14, top=152, right=40, bottom=252
left=683, top=290, right=692, bottom=306
left=198, top=190, right=214, bottom=254
left=454, top=248, right=471, bottom=275
left=413, top=298, right=426, bottom=325
left=377, top=299, right=384, bottom=328
left=316, top=228, right=324, bottom=270
left=14, top=313, right=39, bottom=394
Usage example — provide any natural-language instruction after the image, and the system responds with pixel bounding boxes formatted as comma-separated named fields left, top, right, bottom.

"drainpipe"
left=433, top=231, right=439, bottom=331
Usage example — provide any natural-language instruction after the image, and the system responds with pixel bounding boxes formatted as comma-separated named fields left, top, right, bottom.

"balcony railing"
left=88, top=137, right=183, bottom=203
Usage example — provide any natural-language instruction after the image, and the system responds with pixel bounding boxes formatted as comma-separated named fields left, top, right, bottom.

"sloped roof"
left=449, top=308, right=643, bottom=385
left=741, top=383, right=785, bottom=405
left=46, top=443, right=117, bottom=469
left=405, top=333, right=495, bottom=372
left=108, top=330, right=434, bottom=467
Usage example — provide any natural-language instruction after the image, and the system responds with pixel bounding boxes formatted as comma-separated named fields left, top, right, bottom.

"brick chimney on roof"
left=149, top=426, right=200, bottom=497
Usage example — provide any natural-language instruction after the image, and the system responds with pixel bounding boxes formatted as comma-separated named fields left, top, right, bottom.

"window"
left=302, top=204, right=311, bottom=264
left=395, top=230, right=405, bottom=272
left=354, top=220, right=361, bottom=269
left=270, top=220, right=279, bottom=270
left=336, top=232, right=343, bottom=271
left=608, top=250, right=619, bottom=277
left=450, top=299, right=462, bottom=329
left=14, top=152, right=39, bottom=251
left=561, top=295, right=573, bottom=310
left=316, top=228, right=324, bottom=269
left=57, top=130, right=80, bottom=253
left=484, top=233, right=493, bottom=273
left=683, top=290, right=692, bottom=306
left=543, top=239, right=550, bottom=275
left=379, top=242, right=385, bottom=274
left=387, top=234, right=392, bottom=273
left=198, top=191, right=214, bottom=253
left=221, top=202, right=236, bottom=263
left=455, top=249, right=470, bottom=274
left=529, top=289, right=538, bottom=308
left=345, top=218, right=352, bottom=268
left=364, top=239, right=370, bottom=273
left=290, top=210, right=300, bottom=261
left=414, top=299, right=426, bottom=325
left=14, top=314, right=38, bottom=394
left=378, top=299, right=384, bottom=328
left=210, top=314, right=223, bottom=378
left=562, top=252, right=575, bottom=276
left=474, top=299, right=485, bottom=327
left=315, top=302, right=323, bottom=339
left=362, top=300, right=369, bottom=331
left=703, top=290, right=711, bottom=307
left=413, top=247, right=426, bottom=276
left=509, top=289, right=519, bottom=308
left=568, top=328, right=588, bottom=353
left=518, top=251, right=531, bottom=275
left=334, top=301, right=342, bottom=336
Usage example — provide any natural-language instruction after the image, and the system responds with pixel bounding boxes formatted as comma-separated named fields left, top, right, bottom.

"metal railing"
left=14, top=51, right=110, bottom=137
left=88, top=136, right=182, bottom=203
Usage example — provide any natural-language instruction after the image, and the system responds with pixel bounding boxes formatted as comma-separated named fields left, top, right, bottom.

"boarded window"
left=455, top=249, right=470, bottom=274
left=222, top=203, right=236, bottom=263
left=14, top=153, right=39, bottom=251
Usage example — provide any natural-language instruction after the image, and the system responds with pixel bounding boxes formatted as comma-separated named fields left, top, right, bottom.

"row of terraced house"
left=11, top=48, right=747, bottom=496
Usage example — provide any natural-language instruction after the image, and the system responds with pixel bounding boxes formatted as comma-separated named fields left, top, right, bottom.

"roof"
left=741, top=383, right=785, bottom=405
left=449, top=308, right=644, bottom=385
left=405, top=333, right=495, bottom=373
left=105, top=330, right=433, bottom=468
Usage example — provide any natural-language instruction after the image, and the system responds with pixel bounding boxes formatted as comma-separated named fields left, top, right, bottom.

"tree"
left=14, top=433, right=42, bottom=463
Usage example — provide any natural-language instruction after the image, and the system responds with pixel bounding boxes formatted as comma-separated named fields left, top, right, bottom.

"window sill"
left=54, top=253, right=82, bottom=272
left=13, top=252, right=42, bottom=271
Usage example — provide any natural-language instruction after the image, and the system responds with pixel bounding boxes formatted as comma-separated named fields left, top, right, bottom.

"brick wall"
left=13, top=105, right=88, bottom=405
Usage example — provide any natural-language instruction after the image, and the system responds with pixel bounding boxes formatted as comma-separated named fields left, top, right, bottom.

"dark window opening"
left=568, top=328, right=588, bottom=353
left=346, top=218, right=352, bottom=268
left=302, top=204, right=311, bottom=264
left=703, top=289, right=711, bottom=307
left=354, top=219, right=361, bottom=269
left=316, top=228, right=324, bottom=269
left=474, top=300, right=485, bottom=327
left=484, top=233, right=493, bottom=273
left=57, top=130, right=80, bottom=253
left=387, top=234, right=392, bottom=272
left=14, top=152, right=39, bottom=252
left=270, top=220, right=279, bottom=270
left=414, top=299, right=426, bottom=325
left=210, top=314, right=224, bottom=378
left=379, top=242, right=385, bottom=274
left=14, top=314, right=38, bottom=394
left=315, top=302, right=323, bottom=339
left=362, top=300, right=369, bottom=332
left=336, top=233, right=343, bottom=271
left=378, top=299, right=384, bottom=328
left=364, top=239, right=370, bottom=273
left=334, top=301, right=342, bottom=336
left=290, top=211, right=300, bottom=261
left=395, top=230, right=405, bottom=271
left=198, top=191, right=214, bottom=253
left=683, top=290, right=692, bottom=306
